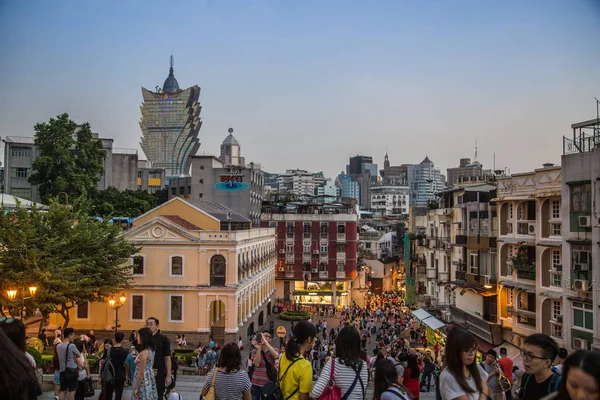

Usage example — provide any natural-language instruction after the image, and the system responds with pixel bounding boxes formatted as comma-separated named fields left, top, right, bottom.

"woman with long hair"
left=278, top=320, right=316, bottom=400
left=403, top=354, right=421, bottom=400
left=310, top=326, right=369, bottom=400
left=374, top=359, right=411, bottom=400
left=201, top=342, right=251, bottom=400
left=439, top=328, right=489, bottom=400
left=132, top=327, right=157, bottom=399
left=0, top=321, right=39, bottom=400
left=551, top=350, right=600, bottom=400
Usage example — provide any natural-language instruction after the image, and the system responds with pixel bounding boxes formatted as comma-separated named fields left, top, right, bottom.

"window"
left=137, top=171, right=142, bottom=178
left=210, top=255, right=226, bottom=286
left=469, top=252, right=478, bottom=274
left=131, top=295, right=144, bottom=321
left=552, top=300, right=561, bottom=321
left=320, top=223, right=328, bottom=233
left=337, top=244, right=345, bottom=253
left=365, top=242, right=371, bottom=249
left=76, top=302, right=89, bottom=320
left=517, top=204, right=524, bottom=220
left=171, top=187, right=177, bottom=196
left=551, top=200, right=560, bottom=219
left=320, top=244, right=328, bottom=254
left=550, top=223, right=561, bottom=236
left=506, top=288, right=513, bottom=306
left=269, top=221, right=277, bottom=228
left=320, top=262, right=328, bottom=271
left=131, top=255, right=145, bottom=275
left=11, top=168, right=29, bottom=178
left=337, top=261, right=345, bottom=272
left=573, top=302, right=593, bottom=331
left=169, top=295, right=183, bottom=322
left=508, top=203, right=514, bottom=219
left=11, top=147, right=32, bottom=158
left=337, top=224, right=345, bottom=234
left=286, top=244, right=294, bottom=253
left=170, top=255, right=183, bottom=276
left=570, top=183, right=591, bottom=212
left=552, top=251, right=561, bottom=269
left=303, top=223, right=311, bottom=233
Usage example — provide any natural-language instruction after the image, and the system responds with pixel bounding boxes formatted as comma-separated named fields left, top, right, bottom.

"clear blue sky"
left=1, top=0, right=599, bottom=178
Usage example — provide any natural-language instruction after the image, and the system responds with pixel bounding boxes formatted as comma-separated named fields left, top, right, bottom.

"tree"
left=29, top=113, right=106, bottom=203
left=0, top=197, right=140, bottom=330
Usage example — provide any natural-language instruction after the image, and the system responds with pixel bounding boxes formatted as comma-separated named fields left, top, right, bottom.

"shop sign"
left=277, top=326, right=287, bottom=338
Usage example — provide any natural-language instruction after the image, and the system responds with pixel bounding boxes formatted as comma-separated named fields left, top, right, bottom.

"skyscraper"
left=139, top=56, right=202, bottom=177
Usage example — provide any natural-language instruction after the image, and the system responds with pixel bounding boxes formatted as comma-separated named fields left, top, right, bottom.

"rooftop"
left=161, top=215, right=202, bottom=231
left=196, top=200, right=251, bottom=223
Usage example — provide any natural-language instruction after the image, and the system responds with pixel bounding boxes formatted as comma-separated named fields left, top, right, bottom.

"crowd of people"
left=1, top=290, right=600, bottom=400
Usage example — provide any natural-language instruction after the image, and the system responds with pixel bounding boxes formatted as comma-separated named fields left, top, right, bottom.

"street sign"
left=276, top=326, right=287, bottom=338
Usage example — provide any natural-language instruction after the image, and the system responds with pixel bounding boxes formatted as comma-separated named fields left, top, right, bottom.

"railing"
left=303, top=232, right=311, bottom=239
left=449, top=305, right=503, bottom=345
left=337, top=233, right=346, bottom=241
left=438, top=271, right=450, bottom=282
left=455, top=235, right=467, bottom=245
left=417, top=265, right=426, bottom=276
left=563, top=134, right=600, bottom=155
left=286, top=232, right=294, bottom=240
left=514, top=264, right=536, bottom=280
left=200, top=228, right=276, bottom=241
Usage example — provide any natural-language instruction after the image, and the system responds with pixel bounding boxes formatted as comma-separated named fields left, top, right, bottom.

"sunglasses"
left=0, top=316, right=15, bottom=324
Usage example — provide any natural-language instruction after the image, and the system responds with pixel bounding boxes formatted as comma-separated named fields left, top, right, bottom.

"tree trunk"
left=58, top=303, right=70, bottom=330
left=38, top=311, right=49, bottom=335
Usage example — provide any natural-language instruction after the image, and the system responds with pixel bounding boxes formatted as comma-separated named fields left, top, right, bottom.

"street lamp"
left=6, top=285, right=38, bottom=318
left=108, top=295, right=126, bottom=333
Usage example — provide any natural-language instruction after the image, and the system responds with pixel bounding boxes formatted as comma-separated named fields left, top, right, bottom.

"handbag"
left=317, top=359, right=341, bottom=400
left=203, top=369, right=218, bottom=400
left=63, top=343, right=79, bottom=381
left=85, top=378, right=95, bottom=397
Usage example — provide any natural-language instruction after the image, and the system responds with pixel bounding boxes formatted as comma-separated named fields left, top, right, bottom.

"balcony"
left=514, top=263, right=536, bottom=280
left=319, top=271, right=329, bottom=279
left=337, top=252, right=346, bottom=260
left=417, top=265, right=426, bottom=276
left=449, top=305, right=503, bottom=345
left=426, top=268, right=437, bottom=279
left=337, top=233, right=346, bottom=242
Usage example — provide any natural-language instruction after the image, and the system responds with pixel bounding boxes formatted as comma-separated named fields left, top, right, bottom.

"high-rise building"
left=220, top=128, right=245, bottom=167
left=446, top=158, right=493, bottom=188
left=380, top=151, right=409, bottom=186
left=408, top=156, right=446, bottom=206
left=139, top=56, right=201, bottom=178
left=336, top=172, right=360, bottom=201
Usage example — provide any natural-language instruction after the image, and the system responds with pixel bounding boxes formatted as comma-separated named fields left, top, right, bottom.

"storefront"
left=411, top=308, right=447, bottom=348
left=292, top=281, right=350, bottom=309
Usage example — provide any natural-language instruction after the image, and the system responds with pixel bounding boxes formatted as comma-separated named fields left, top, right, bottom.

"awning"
left=567, top=239, right=592, bottom=245
left=412, top=309, right=432, bottom=321
left=500, top=281, right=536, bottom=293
left=535, top=191, right=561, bottom=198
left=497, top=237, right=536, bottom=245
left=491, top=195, right=534, bottom=202
left=539, top=291, right=563, bottom=299
left=423, top=316, right=446, bottom=331
left=537, top=240, right=562, bottom=248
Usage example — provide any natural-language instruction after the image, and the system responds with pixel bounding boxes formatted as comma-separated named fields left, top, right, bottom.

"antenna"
left=169, top=55, right=174, bottom=70
left=474, top=138, right=478, bottom=163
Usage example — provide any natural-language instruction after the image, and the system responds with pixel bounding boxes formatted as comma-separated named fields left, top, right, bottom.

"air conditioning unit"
left=573, top=279, right=588, bottom=291
left=311, top=268, right=318, bottom=273
left=528, top=222, right=536, bottom=235
left=573, top=338, right=588, bottom=350
left=313, top=250, right=320, bottom=254
left=574, top=263, right=589, bottom=272
left=279, top=249, right=285, bottom=254
left=578, top=216, right=591, bottom=228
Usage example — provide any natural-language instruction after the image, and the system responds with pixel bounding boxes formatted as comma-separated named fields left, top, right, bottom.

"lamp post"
left=108, top=295, right=126, bottom=333
left=6, top=285, right=37, bottom=319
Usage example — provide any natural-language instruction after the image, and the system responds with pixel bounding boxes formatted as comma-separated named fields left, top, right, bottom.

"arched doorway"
left=247, top=322, right=255, bottom=338
left=267, top=301, right=272, bottom=316
left=258, top=311, right=264, bottom=326
left=209, top=300, right=226, bottom=328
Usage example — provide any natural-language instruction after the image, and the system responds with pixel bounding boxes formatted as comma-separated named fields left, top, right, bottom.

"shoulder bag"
left=317, top=359, right=342, bottom=400
left=261, top=357, right=300, bottom=400
left=63, top=343, right=79, bottom=381
left=262, top=350, right=279, bottom=382
left=203, top=370, right=218, bottom=400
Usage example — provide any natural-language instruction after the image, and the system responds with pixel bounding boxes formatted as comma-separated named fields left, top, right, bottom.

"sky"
left=1, top=0, right=599, bottom=179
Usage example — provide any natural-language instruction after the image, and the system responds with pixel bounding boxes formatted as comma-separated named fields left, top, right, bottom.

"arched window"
left=210, top=255, right=226, bottom=286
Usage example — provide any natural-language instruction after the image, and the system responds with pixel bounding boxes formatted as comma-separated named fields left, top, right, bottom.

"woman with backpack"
left=374, top=359, right=411, bottom=400
left=310, top=326, right=368, bottom=400
left=278, top=320, right=316, bottom=400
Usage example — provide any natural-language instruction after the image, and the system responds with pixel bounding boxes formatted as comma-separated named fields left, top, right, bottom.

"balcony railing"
left=514, top=263, right=536, bottom=280
left=455, top=235, right=467, bottom=245
left=337, top=233, right=346, bottom=241
left=303, top=232, right=311, bottom=239
left=438, top=271, right=450, bottom=282
left=417, top=265, right=426, bottom=276
left=286, top=232, right=294, bottom=240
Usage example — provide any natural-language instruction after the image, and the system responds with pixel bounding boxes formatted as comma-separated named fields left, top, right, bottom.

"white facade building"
left=370, top=185, right=409, bottom=217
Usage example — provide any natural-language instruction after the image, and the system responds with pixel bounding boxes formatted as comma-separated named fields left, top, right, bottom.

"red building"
left=260, top=203, right=358, bottom=309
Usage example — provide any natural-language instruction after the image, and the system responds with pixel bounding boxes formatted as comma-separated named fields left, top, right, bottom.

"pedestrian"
left=201, top=342, right=251, bottom=400
left=517, top=333, right=561, bottom=400
left=102, top=331, right=129, bottom=400
left=549, top=350, right=600, bottom=400
left=498, top=347, right=514, bottom=400
left=373, top=359, right=411, bottom=400
left=125, top=342, right=138, bottom=387
left=551, top=348, right=568, bottom=376
left=176, top=335, right=182, bottom=349
left=278, top=321, right=316, bottom=400
left=57, top=328, right=84, bottom=400
left=310, top=326, right=368, bottom=400
left=74, top=341, right=90, bottom=400
left=480, top=349, right=503, bottom=400
left=420, top=357, right=435, bottom=392
left=403, top=354, right=422, bottom=400
left=238, top=336, right=244, bottom=351
left=0, top=325, right=40, bottom=400
left=250, top=330, right=279, bottom=400
left=181, top=334, right=186, bottom=348
left=439, top=327, right=489, bottom=400
left=434, top=342, right=440, bottom=362
left=39, top=328, right=49, bottom=350
left=132, top=327, right=158, bottom=399
left=146, top=317, right=171, bottom=398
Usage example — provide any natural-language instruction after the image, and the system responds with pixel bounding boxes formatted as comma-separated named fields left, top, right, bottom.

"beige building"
left=49, top=197, right=276, bottom=344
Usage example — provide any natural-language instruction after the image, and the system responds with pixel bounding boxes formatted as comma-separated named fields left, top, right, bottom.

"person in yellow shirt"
left=278, top=321, right=316, bottom=400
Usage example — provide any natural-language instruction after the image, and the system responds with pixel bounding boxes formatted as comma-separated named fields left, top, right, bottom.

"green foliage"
left=42, top=350, right=54, bottom=356
left=87, top=355, right=98, bottom=368
left=0, top=197, right=140, bottom=329
left=26, top=346, right=42, bottom=368
left=90, top=187, right=159, bottom=218
left=41, top=354, right=54, bottom=373
left=176, top=352, right=196, bottom=366
left=29, top=113, right=106, bottom=203
left=279, top=310, right=311, bottom=321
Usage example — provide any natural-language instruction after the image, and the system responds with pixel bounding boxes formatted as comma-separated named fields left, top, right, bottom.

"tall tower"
left=139, top=56, right=202, bottom=177
left=384, top=147, right=390, bottom=169
left=220, top=128, right=245, bottom=166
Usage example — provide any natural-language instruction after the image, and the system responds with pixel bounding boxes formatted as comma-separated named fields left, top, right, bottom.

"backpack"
left=518, top=373, right=561, bottom=399
left=260, top=357, right=301, bottom=400
left=101, top=348, right=116, bottom=382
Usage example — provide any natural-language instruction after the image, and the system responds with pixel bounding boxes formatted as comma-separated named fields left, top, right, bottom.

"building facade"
left=380, top=152, right=409, bottom=186
left=220, top=130, right=245, bottom=167
left=370, top=185, right=410, bottom=217
left=260, top=202, right=359, bottom=309
left=446, top=158, right=493, bottom=188
left=336, top=172, right=360, bottom=203
left=49, top=197, right=276, bottom=344
left=408, top=156, right=446, bottom=207
left=316, top=179, right=340, bottom=204
left=139, top=57, right=201, bottom=177
left=560, top=117, right=600, bottom=351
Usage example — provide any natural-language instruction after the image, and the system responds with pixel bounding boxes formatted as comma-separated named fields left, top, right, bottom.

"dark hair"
left=147, top=317, right=159, bottom=326
left=75, top=340, right=84, bottom=353
left=373, top=359, right=410, bottom=400
left=64, top=327, right=75, bottom=338
left=444, top=327, right=482, bottom=394
left=336, top=327, right=362, bottom=370
left=524, top=333, right=559, bottom=362
left=500, top=347, right=507, bottom=355
left=138, top=327, right=155, bottom=351
left=41, top=329, right=46, bottom=333
left=285, top=320, right=316, bottom=360
left=115, top=332, right=124, bottom=343
left=0, top=327, right=38, bottom=398
left=0, top=318, right=27, bottom=351
left=407, top=354, right=420, bottom=378
left=218, top=343, right=242, bottom=372
left=555, top=350, right=600, bottom=400
left=558, top=348, right=568, bottom=359
left=486, top=349, right=498, bottom=359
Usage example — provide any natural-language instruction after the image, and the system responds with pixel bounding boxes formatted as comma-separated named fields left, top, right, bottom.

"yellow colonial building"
left=49, top=197, right=277, bottom=345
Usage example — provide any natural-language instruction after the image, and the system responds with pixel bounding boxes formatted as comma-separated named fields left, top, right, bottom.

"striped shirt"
left=310, top=358, right=368, bottom=400
left=251, top=348, right=278, bottom=387
left=203, top=369, right=251, bottom=400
